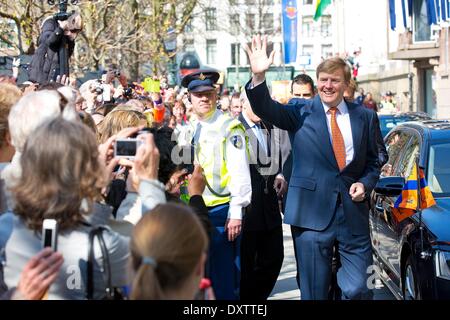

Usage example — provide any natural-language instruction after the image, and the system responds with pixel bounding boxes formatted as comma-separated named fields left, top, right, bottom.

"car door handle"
left=375, top=197, right=384, bottom=212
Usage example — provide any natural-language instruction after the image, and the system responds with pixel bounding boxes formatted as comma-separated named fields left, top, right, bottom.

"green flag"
left=314, top=0, right=331, bottom=21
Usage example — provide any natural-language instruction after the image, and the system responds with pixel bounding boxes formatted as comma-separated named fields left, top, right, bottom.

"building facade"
left=179, top=0, right=337, bottom=90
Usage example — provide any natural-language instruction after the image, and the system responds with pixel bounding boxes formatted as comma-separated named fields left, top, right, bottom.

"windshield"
left=427, top=142, right=450, bottom=197
left=379, top=117, right=412, bottom=137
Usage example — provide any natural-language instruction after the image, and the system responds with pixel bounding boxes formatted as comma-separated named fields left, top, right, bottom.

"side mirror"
left=374, top=176, right=405, bottom=197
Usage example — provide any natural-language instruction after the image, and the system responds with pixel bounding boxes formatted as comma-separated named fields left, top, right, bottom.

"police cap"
left=181, top=70, right=220, bottom=93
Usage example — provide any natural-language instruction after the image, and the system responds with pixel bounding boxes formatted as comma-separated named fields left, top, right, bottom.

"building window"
left=303, top=0, right=313, bottom=4
left=183, top=38, right=195, bottom=52
left=246, top=14, right=256, bottom=30
left=231, top=43, right=241, bottom=66
left=262, top=13, right=274, bottom=32
left=230, top=14, right=240, bottom=35
left=321, top=16, right=331, bottom=37
left=205, top=8, right=217, bottom=31
left=413, top=0, right=431, bottom=42
left=206, top=39, right=217, bottom=65
left=321, top=44, right=333, bottom=59
left=302, top=17, right=313, bottom=38
left=302, top=45, right=314, bottom=56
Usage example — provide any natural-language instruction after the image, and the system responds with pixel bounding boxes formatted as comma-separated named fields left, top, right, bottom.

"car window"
left=427, top=142, right=450, bottom=196
left=381, top=131, right=412, bottom=176
left=394, top=135, right=420, bottom=178
left=379, top=117, right=410, bottom=135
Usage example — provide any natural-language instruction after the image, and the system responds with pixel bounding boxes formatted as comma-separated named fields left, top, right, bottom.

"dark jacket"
left=246, top=81, right=380, bottom=235
left=238, top=114, right=283, bottom=231
left=28, top=17, right=75, bottom=84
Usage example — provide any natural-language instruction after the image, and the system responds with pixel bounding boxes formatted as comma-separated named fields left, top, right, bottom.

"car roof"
left=378, top=112, right=432, bottom=120
left=396, top=119, right=450, bottom=140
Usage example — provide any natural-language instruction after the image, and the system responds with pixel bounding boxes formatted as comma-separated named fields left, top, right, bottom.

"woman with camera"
left=0, top=118, right=130, bottom=299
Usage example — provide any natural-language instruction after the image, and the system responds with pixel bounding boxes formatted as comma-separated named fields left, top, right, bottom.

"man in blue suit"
left=244, top=36, right=380, bottom=300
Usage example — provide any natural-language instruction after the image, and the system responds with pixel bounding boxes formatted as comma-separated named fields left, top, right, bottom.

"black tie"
left=191, top=123, right=202, bottom=165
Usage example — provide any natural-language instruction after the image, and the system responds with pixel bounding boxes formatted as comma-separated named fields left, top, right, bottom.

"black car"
left=378, top=112, right=432, bottom=138
left=370, top=120, right=450, bottom=299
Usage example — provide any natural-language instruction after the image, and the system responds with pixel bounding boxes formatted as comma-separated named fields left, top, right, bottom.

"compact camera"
left=113, top=128, right=153, bottom=159
left=114, top=138, right=143, bottom=159
left=123, top=87, right=133, bottom=98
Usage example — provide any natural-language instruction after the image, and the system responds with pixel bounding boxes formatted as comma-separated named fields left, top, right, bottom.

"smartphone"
left=42, top=219, right=58, bottom=251
left=114, top=138, right=143, bottom=159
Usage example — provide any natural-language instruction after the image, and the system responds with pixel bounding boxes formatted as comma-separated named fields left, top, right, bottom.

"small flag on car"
left=392, top=163, right=436, bottom=222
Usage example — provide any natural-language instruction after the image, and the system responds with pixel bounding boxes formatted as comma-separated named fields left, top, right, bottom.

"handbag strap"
left=86, top=226, right=115, bottom=300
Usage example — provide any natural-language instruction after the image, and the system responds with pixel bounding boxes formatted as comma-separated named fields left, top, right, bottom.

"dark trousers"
left=240, top=225, right=284, bottom=300
left=328, top=241, right=342, bottom=300
left=206, top=204, right=241, bottom=300
left=291, top=203, right=373, bottom=300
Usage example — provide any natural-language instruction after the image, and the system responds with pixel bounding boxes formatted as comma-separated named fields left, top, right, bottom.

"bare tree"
left=0, top=0, right=199, bottom=80
left=135, top=0, right=198, bottom=76
left=0, top=0, right=52, bottom=54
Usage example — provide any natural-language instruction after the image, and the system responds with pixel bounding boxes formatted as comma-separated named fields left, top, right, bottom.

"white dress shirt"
left=322, top=99, right=354, bottom=166
left=241, top=112, right=268, bottom=154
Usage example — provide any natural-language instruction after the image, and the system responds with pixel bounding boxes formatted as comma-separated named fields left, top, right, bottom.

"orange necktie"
left=329, top=107, right=346, bottom=171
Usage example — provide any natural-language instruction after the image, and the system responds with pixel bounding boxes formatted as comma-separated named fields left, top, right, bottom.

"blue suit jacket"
left=246, top=81, right=380, bottom=235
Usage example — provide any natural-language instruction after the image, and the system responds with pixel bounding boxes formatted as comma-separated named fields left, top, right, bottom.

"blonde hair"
left=130, top=203, right=208, bottom=300
left=12, top=118, right=106, bottom=232
left=0, top=83, right=22, bottom=148
left=97, top=107, right=147, bottom=143
left=316, top=57, right=351, bottom=84
left=347, top=79, right=358, bottom=95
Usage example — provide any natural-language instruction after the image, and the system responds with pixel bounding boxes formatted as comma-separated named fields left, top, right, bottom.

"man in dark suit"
left=238, top=90, right=286, bottom=300
left=244, top=36, right=380, bottom=300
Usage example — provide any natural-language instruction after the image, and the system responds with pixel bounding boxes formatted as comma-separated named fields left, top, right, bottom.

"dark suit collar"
left=346, top=102, right=365, bottom=166
left=238, top=113, right=270, bottom=158
left=238, top=113, right=251, bottom=130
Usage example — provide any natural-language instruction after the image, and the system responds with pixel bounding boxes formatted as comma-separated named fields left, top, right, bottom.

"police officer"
left=180, top=70, right=252, bottom=300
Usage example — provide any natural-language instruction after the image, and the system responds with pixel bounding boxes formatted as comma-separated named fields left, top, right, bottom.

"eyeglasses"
left=68, top=28, right=82, bottom=34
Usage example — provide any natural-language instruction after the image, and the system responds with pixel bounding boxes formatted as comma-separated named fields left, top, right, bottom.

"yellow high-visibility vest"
left=192, top=112, right=246, bottom=207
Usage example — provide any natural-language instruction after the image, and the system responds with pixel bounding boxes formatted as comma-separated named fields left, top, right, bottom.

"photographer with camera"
left=78, top=80, right=103, bottom=114
left=28, top=12, right=82, bottom=84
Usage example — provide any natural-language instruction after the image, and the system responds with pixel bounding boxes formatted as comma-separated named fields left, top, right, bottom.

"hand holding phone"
left=42, top=219, right=58, bottom=251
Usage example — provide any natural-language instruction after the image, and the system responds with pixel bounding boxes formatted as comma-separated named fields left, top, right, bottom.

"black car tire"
left=403, top=256, right=422, bottom=300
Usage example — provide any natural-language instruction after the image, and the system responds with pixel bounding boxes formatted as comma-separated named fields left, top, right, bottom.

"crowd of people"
left=0, top=11, right=391, bottom=301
